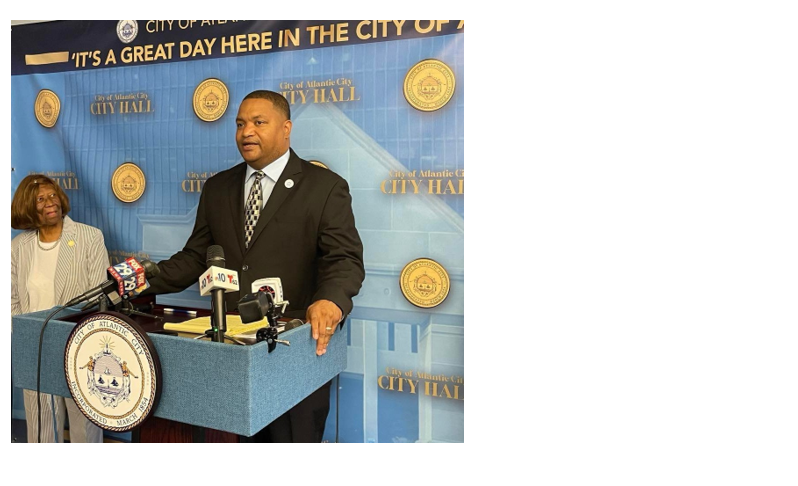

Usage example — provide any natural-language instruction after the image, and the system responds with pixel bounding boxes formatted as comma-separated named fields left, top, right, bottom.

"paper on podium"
left=164, top=315, right=270, bottom=338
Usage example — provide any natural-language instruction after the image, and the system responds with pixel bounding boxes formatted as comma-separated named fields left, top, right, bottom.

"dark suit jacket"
left=147, top=149, right=365, bottom=319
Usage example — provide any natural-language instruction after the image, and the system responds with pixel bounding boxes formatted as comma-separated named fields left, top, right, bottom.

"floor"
left=11, top=419, right=26, bottom=443
left=11, top=419, right=128, bottom=443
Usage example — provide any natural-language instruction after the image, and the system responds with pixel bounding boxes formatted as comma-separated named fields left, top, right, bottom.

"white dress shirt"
left=244, top=149, right=291, bottom=210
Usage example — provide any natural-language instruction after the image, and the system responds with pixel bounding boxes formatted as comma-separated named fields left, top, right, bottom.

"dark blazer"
left=147, top=149, right=365, bottom=319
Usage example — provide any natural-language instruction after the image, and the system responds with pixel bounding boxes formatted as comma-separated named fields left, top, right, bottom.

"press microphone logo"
left=251, top=277, right=284, bottom=303
left=198, top=266, right=240, bottom=296
left=109, top=257, right=148, bottom=296
left=199, top=272, right=238, bottom=290
left=258, top=285, right=276, bottom=298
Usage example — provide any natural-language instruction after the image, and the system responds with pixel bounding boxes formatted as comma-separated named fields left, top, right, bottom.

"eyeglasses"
left=36, top=193, right=59, bottom=206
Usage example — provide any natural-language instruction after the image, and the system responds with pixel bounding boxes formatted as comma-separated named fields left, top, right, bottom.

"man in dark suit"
left=146, top=90, right=365, bottom=442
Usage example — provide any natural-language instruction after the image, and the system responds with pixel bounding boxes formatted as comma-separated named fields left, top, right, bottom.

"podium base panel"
left=134, top=417, right=240, bottom=443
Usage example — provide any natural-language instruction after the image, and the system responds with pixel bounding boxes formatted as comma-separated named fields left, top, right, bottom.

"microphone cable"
left=35, top=304, right=69, bottom=443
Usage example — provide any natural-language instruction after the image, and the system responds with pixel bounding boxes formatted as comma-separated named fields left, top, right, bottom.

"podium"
left=11, top=306, right=346, bottom=441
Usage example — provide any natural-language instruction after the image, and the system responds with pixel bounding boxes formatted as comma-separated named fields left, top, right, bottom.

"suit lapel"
left=17, top=232, right=36, bottom=312
left=246, top=152, right=304, bottom=251
left=53, top=217, right=77, bottom=304
left=227, top=164, right=248, bottom=254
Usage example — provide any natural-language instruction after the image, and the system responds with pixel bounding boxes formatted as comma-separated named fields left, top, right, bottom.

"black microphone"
left=282, top=319, right=304, bottom=332
left=206, top=245, right=229, bottom=342
left=64, top=258, right=160, bottom=307
left=206, top=245, right=225, bottom=268
left=237, top=288, right=290, bottom=329
left=238, top=290, right=275, bottom=324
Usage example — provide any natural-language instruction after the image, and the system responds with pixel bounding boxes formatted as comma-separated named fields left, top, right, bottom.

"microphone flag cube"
left=199, top=266, right=240, bottom=297
left=108, top=257, right=148, bottom=297
left=251, top=277, right=284, bottom=303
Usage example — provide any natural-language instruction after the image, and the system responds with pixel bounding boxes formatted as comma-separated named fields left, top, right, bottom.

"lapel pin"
left=285, top=179, right=294, bottom=188
left=68, top=240, right=75, bottom=247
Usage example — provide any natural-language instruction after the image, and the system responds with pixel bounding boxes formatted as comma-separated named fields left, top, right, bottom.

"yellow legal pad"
left=164, top=315, right=269, bottom=337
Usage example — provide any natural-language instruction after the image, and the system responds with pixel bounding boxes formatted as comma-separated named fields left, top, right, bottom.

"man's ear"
left=284, top=120, right=293, bottom=139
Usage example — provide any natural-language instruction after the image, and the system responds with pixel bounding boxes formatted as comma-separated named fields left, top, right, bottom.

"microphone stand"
left=199, top=289, right=228, bottom=342
left=98, top=294, right=109, bottom=312
left=205, top=246, right=231, bottom=343
left=79, top=293, right=106, bottom=312
left=209, top=292, right=227, bottom=343
left=80, top=295, right=162, bottom=322
left=119, top=298, right=162, bottom=322
left=201, top=291, right=227, bottom=343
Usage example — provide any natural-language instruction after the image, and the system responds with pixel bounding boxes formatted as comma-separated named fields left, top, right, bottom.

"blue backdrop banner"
left=11, top=19, right=464, bottom=443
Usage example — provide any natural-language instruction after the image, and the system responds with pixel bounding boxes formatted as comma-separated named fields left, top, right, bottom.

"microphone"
left=282, top=319, right=304, bottom=332
left=206, top=245, right=225, bottom=268
left=238, top=288, right=289, bottom=326
left=107, top=257, right=159, bottom=302
left=64, top=258, right=160, bottom=308
left=239, top=276, right=290, bottom=327
left=199, top=245, right=239, bottom=342
left=238, top=290, right=275, bottom=325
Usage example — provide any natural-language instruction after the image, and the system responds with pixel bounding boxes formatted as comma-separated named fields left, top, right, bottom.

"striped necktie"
left=244, top=171, right=265, bottom=248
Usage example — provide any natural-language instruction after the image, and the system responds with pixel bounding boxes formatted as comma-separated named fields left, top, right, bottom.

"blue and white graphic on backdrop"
left=12, top=20, right=464, bottom=442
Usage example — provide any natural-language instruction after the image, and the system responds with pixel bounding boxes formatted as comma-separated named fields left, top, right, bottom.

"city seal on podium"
left=112, top=162, right=146, bottom=203
left=400, top=258, right=451, bottom=308
left=403, top=59, right=456, bottom=112
left=34, top=89, right=61, bottom=128
left=193, top=78, right=229, bottom=122
left=64, top=312, right=161, bottom=432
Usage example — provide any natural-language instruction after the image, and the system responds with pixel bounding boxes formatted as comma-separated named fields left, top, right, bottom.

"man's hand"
left=306, top=299, right=342, bottom=356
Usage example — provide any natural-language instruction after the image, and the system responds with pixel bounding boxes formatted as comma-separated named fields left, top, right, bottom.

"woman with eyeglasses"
left=11, top=174, right=109, bottom=443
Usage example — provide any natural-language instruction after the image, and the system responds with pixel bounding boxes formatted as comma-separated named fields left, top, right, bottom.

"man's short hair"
left=11, top=174, right=71, bottom=230
left=243, top=90, right=291, bottom=121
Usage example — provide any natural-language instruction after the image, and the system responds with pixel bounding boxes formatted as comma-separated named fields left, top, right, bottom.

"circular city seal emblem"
left=112, top=162, right=146, bottom=203
left=193, top=78, right=229, bottom=122
left=403, top=59, right=456, bottom=112
left=309, top=160, right=329, bottom=169
left=399, top=258, right=451, bottom=308
left=64, top=312, right=161, bottom=432
left=117, top=20, right=139, bottom=44
left=34, top=89, right=61, bottom=128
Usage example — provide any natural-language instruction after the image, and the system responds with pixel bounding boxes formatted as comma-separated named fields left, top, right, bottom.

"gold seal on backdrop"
left=403, top=59, right=456, bottom=112
left=400, top=258, right=450, bottom=308
left=193, top=78, right=229, bottom=122
left=309, top=160, right=329, bottom=169
left=34, top=89, right=61, bottom=128
left=112, top=163, right=146, bottom=203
